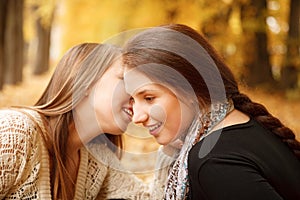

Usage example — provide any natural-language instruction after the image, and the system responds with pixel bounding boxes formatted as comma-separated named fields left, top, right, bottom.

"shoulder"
left=0, top=109, right=45, bottom=198
left=0, top=108, right=41, bottom=149
left=189, top=117, right=279, bottom=162
left=0, top=108, right=37, bottom=129
left=189, top=117, right=300, bottom=182
left=188, top=119, right=261, bottom=171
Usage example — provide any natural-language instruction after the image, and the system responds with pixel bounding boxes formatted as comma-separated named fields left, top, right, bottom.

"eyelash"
left=129, top=97, right=135, bottom=104
left=144, top=96, right=155, bottom=102
left=129, top=96, right=155, bottom=105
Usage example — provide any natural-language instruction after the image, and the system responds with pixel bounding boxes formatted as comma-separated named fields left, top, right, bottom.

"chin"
left=116, top=117, right=131, bottom=132
left=108, top=128, right=125, bottom=135
left=155, top=138, right=169, bottom=145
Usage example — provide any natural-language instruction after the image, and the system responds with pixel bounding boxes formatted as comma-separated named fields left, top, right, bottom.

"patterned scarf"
left=164, top=100, right=234, bottom=199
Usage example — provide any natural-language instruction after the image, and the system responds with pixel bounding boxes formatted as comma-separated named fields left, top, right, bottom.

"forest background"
left=0, top=0, right=299, bottom=180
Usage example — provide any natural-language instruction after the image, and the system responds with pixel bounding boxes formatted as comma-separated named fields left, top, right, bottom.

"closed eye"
left=129, top=97, right=135, bottom=104
left=117, top=75, right=124, bottom=80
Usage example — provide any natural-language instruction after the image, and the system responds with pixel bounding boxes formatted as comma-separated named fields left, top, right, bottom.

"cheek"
left=166, top=103, right=186, bottom=136
left=150, top=102, right=182, bottom=133
left=92, top=90, right=109, bottom=119
left=149, top=104, right=166, bottom=121
left=112, top=80, right=129, bottom=107
left=92, top=82, right=114, bottom=121
left=169, top=108, right=182, bottom=131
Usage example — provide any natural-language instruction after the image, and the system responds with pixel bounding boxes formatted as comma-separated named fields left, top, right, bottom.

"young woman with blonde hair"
left=0, top=42, right=165, bottom=199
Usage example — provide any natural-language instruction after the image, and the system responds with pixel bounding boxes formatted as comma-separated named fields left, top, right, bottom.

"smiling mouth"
left=123, top=107, right=133, bottom=118
left=147, top=122, right=162, bottom=135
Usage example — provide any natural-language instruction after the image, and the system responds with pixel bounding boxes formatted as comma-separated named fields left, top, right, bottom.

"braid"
left=231, top=92, right=300, bottom=159
left=145, top=23, right=300, bottom=160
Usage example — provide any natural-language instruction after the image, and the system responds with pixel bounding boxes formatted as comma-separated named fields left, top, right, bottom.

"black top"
left=188, top=118, right=300, bottom=200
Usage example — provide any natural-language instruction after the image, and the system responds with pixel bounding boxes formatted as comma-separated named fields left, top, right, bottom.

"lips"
left=146, top=122, right=162, bottom=136
left=123, top=107, right=133, bottom=118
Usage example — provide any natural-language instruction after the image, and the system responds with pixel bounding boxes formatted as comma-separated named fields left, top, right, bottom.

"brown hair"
left=123, top=24, right=300, bottom=159
left=33, top=43, right=123, bottom=199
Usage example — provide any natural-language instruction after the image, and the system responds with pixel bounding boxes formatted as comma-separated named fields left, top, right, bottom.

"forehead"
left=124, top=68, right=197, bottom=108
left=124, top=68, right=153, bottom=95
left=124, top=68, right=180, bottom=99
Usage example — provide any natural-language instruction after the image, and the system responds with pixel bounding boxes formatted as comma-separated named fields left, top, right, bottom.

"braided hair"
left=165, top=23, right=300, bottom=159
left=123, top=23, right=300, bottom=160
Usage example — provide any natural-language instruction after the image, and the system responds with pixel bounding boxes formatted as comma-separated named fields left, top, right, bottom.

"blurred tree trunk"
left=0, top=0, right=8, bottom=90
left=201, top=4, right=232, bottom=40
left=281, top=0, right=300, bottom=90
left=32, top=6, right=53, bottom=75
left=240, top=0, right=274, bottom=87
left=200, top=1, right=232, bottom=58
left=4, top=0, right=24, bottom=84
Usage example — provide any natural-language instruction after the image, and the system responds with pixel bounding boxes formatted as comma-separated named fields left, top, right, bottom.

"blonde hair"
left=33, top=43, right=122, bottom=199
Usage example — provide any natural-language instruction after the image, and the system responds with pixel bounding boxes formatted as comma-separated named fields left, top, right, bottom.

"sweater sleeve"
left=97, top=167, right=152, bottom=200
left=88, top=144, right=170, bottom=200
left=98, top=148, right=174, bottom=200
left=150, top=145, right=175, bottom=198
left=0, top=110, right=39, bottom=198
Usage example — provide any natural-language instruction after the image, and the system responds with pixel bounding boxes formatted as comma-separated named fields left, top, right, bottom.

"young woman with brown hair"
left=123, top=24, right=300, bottom=200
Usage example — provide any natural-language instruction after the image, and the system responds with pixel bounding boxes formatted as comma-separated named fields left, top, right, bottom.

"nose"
left=132, top=104, right=148, bottom=124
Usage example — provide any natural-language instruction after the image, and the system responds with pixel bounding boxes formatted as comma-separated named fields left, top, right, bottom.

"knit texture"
left=0, top=109, right=166, bottom=199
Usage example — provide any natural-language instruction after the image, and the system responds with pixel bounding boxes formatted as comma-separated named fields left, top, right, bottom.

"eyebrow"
left=135, top=89, right=158, bottom=96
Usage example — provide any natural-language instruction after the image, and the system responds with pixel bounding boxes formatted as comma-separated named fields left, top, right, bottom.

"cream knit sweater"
left=0, top=109, right=168, bottom=199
